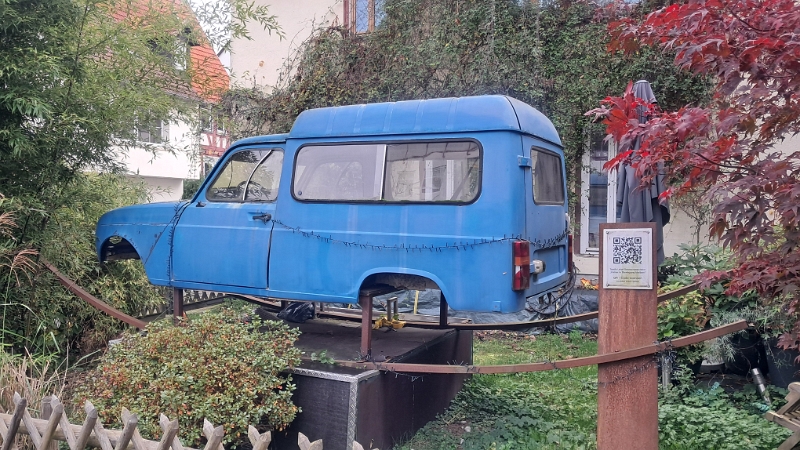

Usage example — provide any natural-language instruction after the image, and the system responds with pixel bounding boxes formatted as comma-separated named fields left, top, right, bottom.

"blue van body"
left=96, top=95, right=570, bottom=313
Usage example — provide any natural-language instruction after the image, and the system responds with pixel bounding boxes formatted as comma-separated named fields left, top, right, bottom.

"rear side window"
left=385, top=141, right=480, bottom=202
left=293, top=141, right=481, bottom=203
left=531, top=148, right=565, bottom=205
left=207, top=149, right=283, bottom=202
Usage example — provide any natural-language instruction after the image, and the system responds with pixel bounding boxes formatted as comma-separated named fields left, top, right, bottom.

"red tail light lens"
left=512, top=240, right=531, bottom=291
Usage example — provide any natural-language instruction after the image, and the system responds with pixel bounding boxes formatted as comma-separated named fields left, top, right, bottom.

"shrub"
left=74, top=308, right=301, bottom=447
left=1, top=175, right=166, bottom=355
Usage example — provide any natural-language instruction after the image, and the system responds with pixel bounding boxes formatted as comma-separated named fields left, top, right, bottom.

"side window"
left=293, top=140, right=481, bottom=203
left=207, top=149, right=283, bottom=202
left=531, top=148, right=565, bottom=205
left=246, top=151, right=283, bottom=201
left=384, top=141, right=480, bottom=202
left=294, top=145, right=384, bottom=201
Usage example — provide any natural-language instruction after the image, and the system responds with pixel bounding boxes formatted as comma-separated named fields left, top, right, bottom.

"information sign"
left=602, top=228, right=654, bottom=290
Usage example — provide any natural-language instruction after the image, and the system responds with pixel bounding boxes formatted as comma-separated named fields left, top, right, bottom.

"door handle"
left=252, top=213, right=272, bottom=223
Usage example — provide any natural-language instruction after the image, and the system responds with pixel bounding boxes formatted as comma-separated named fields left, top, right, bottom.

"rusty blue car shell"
left=96, top=96, right=570, bottom=313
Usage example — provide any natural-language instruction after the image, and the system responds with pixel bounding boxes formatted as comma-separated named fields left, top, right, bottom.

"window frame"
left=291, top=139, right=484, bottom=205
left=530, top=147, right=567, bottom=206
left=347, top=0, right=385, bottom=33
left=204, top=148, right=284, bottom=204
left=578, top=136, right=618, bottom=254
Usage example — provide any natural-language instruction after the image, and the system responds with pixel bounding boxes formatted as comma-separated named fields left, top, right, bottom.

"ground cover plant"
left=397, top=330, right=790, bottom=450
left=73, top=308, right=302, bottom=448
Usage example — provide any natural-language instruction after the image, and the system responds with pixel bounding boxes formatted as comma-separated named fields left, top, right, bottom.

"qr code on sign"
left=612, top=236, right=643, bottom=265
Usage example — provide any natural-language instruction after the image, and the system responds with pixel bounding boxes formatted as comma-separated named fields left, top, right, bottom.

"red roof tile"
left=111, top=0, right=229, bottom=103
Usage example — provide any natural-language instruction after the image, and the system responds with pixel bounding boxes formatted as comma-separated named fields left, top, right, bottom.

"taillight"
left=512, top=240, right=531, bottom=291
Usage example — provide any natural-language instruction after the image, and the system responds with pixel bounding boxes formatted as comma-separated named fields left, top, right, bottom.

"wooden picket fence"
left=0, top=393, right=373, bottom=450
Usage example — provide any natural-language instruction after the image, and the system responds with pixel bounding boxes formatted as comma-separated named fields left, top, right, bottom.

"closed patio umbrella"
left=616, top=80, right=671, bottom=265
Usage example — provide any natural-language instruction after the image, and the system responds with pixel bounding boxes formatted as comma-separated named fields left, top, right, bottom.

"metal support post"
left=359, top=292, right=373, bottom=360
left=173, top=287, right=184, bottom=322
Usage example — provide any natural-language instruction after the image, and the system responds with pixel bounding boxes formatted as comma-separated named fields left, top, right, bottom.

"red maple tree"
left=588, top=0, right=800, bottom=346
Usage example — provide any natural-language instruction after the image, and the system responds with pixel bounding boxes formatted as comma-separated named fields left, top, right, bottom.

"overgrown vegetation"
left=1, top=176, right=168, bottom=356
left=398, top=331, right=790, bottom=450
left=0, top=0, right=279, bottom=356
left=74, top=308, right=301, bottom=448
left=224, top=0, right=710, bottom=187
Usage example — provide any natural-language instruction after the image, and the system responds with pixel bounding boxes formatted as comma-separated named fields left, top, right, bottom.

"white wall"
left=230, top=0, right=340, bottom=90
left=118, top=118, right=200, bottom=203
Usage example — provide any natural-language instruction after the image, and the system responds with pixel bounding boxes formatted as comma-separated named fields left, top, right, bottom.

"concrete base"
left=270, top=318, right=472, bottom=450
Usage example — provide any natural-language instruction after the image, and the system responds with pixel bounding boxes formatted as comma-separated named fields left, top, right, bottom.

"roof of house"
left=111, top=0, right=229, bottom=103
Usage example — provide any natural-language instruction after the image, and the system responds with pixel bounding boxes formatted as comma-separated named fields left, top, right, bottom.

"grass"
left=0, top=350, right=66, bottom=412
left=396, top=330, right=791, bottom=450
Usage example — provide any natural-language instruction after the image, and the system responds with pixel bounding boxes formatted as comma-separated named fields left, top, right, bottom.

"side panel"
left=268, top=132, right=528, bottom=313
left=171, top=202, right=274, bottom=289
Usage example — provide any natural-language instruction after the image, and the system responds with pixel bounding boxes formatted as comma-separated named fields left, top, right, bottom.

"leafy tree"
left=0, top=0, right=279, bottom=354
left=588, top=0, right=800, bottom=344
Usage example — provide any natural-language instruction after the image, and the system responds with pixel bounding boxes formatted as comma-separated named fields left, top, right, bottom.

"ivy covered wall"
left=224, top=0, right=708, bottom=188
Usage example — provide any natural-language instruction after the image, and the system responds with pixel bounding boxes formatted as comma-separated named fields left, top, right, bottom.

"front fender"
left=95, top=202, right=186, bottom=285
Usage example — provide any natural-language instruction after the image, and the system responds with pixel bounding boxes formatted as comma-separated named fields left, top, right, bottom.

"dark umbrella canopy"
left=616, top=80, right=671, bottom=265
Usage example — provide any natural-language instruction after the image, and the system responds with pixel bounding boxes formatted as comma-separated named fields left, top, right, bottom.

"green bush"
left=74, top=308, right=302, bottom=447
left=1, top=175, right=167, bottom=355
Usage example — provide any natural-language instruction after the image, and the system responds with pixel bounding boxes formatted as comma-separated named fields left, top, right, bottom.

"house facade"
left=230, top=0, right=383, bottom=90
left=117, top=1, right=230, bottom=202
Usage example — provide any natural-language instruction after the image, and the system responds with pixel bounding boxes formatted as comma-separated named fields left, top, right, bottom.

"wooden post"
left=597, top=222, right=658, bottom=450
left=173, top=288, right=184, bottom=321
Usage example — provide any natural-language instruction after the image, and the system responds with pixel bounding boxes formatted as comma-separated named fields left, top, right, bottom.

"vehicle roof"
left=229, top=96, right=562, bottom=151
left=286, top=95, right=561, bottom=146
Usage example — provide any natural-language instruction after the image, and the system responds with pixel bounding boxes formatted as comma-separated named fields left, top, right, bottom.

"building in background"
left=230, top=1, right=384, bottom=89
left=117, top=0, right=230, bottom=202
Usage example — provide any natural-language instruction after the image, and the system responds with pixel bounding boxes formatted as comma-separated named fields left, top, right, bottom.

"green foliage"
left=399, top=332, right=599, bottom=450
left=0, top=0, right=283, bottom=358
left=224, top=0, right=710, bottom=192
left=309, top=349, right=335, bottom=365
left=73, top=308, right=302, bottom=447
left=1, top=175, right=165, bottom=355
left=659, top=403, right=789, bottom=450
left=657, top=285, right=706, bottom=365
left=658, top=382, right=790, bottom=450
left=400, top=331, right=786, bottom=450
left=182, top=177, right=205, bottom=200
left=662, top=244, right=758, bottom=312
